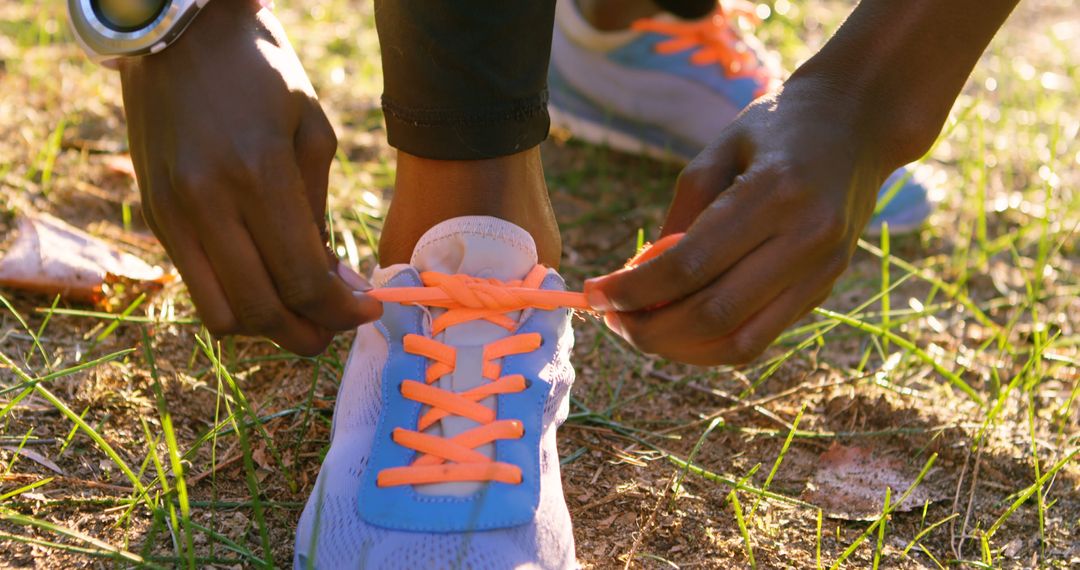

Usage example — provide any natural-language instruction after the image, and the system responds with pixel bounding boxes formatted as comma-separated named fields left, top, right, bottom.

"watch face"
left=91, top=0, right=169, bottom=33
left=70, top=0, right=204, bottom=61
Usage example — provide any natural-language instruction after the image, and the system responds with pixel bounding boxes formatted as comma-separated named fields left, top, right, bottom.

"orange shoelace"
left=370, top=234, right=683, bottom=487
left=631, top=1, right=769, bottom=90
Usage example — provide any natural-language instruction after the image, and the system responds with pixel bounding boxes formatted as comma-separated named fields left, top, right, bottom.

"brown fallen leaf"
left=251, top=444, right=273, bottom=472
left=2, top=446, right=65, bottom=476
left=102, top=153, right=137, bottom=179
left=0, top=212, right=172, bottom=304
left=801, top=442, right=946, bottom=520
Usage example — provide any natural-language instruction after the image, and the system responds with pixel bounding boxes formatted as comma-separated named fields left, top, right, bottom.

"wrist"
left=117, top=0, right=262, bottom=77
left=786, top=62, right=938, bottom=174
left=785, top=0, right=1019, bottom=172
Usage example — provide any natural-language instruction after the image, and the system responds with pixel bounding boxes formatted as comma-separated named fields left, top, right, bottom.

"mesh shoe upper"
left=294, top=216, right=578, bottom=570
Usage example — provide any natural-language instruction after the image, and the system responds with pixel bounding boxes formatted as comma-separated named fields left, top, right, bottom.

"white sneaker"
left=294, top=216, right=580, bottom=569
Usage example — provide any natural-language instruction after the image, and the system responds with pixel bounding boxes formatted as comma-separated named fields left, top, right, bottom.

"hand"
left=119, top=0, right=381, bottom=355
left=585, top=78, right=891, bottom=365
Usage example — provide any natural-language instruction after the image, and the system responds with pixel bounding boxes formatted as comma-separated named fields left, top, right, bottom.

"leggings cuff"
left=382, top=92, right=551, bottom=160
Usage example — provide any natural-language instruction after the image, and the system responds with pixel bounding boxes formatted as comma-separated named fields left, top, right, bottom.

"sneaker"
left=549, top=0, right=933, bottom=235
left=864, top=168, right=933, bottom=237
left=294, top=216, right=581, bottom=569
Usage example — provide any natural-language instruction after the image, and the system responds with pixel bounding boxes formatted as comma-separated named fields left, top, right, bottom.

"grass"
left=0, top=0, right=1078, bottom=568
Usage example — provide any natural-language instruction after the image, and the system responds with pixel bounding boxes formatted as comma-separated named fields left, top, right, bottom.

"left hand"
left=584, top=77, right=891, bottom=365
left=118, top=2, right=381, bottom=356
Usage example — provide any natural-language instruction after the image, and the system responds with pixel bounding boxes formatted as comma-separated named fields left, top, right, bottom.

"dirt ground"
left=0, top=0, right=1077, bottom=568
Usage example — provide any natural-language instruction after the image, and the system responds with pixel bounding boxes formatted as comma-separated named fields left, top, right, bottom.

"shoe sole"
left=548, top=103, right=693, bottom=164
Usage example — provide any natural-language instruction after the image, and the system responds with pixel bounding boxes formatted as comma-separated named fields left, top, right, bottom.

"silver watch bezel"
left=68, top=0, right=210, bottom=65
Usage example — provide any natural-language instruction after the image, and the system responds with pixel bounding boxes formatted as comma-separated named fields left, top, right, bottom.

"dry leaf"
left=0, top=213, right=171, bottom=303
left=251, top=445, right=273, bottom=471
left=102, top=153, right=137, bottom=179
left=801, top=443, right=945, bottom=520
left=2, top=446, right=65, bottom=475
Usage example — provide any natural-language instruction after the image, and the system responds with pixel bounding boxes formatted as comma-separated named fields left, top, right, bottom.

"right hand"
left=119, top=0, right=381, bottom=355
left=585, top=78, right=886, bottom=365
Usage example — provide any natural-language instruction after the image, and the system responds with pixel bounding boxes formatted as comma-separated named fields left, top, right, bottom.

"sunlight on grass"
left=0, top=0, right=1076, bottom=567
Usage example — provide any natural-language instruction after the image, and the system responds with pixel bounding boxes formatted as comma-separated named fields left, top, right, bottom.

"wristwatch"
left=67, top=0, right=213, bottom=67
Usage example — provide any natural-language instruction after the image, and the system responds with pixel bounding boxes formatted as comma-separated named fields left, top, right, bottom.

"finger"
left=196, top=217, right=334, bottom=356
left=611, top=236, right=814, bottom=353
left=131, top=134, right=240, bottom=336
left=295, top=105, right=367, bottom=291
left=677, top=277, right=839, bottom=366
left=331, top=248, right=374, bottom=291
left=796, top=293, right=831, bottom=322
left=294, top=103, right=336, bottom=220
left=585, top=167, right=778, bottom=314
left=716, top=284, right=836, bottom=365
left=315, top=235, right=373, bottom=292
left=150, top=204, right=240, bottom=336
left=604, top=309, right=722, bottom=365
left=140, top=202, right=164, bottom=241
left=240, top=145, right=382, bottom=330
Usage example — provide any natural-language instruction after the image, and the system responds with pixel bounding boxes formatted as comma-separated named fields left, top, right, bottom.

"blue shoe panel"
left=607, top=33, right=762, bottom=109
left=358, top=270, right=569, bottom=533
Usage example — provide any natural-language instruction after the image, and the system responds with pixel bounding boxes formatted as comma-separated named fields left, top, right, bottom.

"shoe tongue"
left=407, top=216, right=540, bottom=497
left=410, top=216, right=538, bottom=282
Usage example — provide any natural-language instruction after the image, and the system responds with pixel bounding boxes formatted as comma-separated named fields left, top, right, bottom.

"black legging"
left=374, top=0, right=716, bottom=160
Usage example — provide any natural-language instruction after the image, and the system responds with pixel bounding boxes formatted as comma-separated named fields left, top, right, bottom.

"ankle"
left=576, top=0, right=661, bottom=31
left=381, top=148, right=562, bottom=268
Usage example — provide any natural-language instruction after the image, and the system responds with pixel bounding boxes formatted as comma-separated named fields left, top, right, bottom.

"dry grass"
left=0, top=0, right=1078, bottom=568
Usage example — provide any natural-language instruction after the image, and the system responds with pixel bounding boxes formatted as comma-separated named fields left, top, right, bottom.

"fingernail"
left=335, top=263, right=372, bottom=292
left=604, top=312, right=624, bottom=336
left=584, top=279, right=614, bottom=312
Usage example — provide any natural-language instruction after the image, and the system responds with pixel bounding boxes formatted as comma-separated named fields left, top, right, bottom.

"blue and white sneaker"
left=549, top=0, right=933, bottom=235
left=294, top=216, right=579, bottom=569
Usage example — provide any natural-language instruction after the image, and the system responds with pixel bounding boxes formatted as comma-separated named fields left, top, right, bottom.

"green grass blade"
left=0, top=293, right=51, bottom=371
left=142, top=328, right=196, bottom=569
left=0, top=350, right=146, bottom=495
left=872, top=487, right=891, bottom=570
left=0, top=476, right=54, bottom=501
left=199, top=335, right=276, bottom=569
left=814, top=308, right=983, bottom=405
left=985, top=447, right=1078, bottom=539
left=666, top=454, right=813, bottom=508
left=95, top=292, right=146, bottom=342
left=902, top=513, right=959, bottom=556
left=0, top=506, right=155, bottom=567
left=670, top=416, right=723, bottom=508
left=728, top=485, right=756, bottom=569
left=749, top=405, right=804, bottom=519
